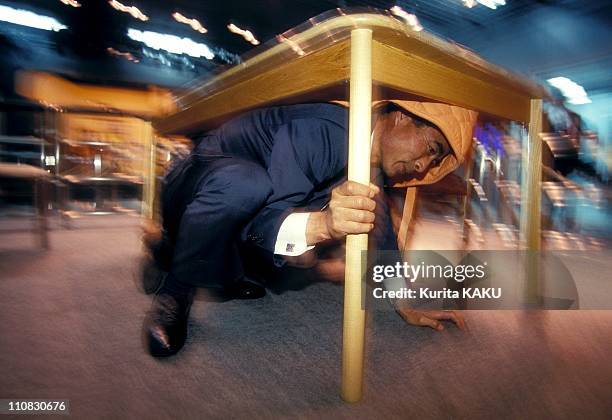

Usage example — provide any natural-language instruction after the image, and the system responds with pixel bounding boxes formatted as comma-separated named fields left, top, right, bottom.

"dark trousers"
left=157, top=154, right=273, bottom=289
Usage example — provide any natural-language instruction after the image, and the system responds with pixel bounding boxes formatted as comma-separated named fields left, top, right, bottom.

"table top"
left=155, top=9, right=547, bottom=135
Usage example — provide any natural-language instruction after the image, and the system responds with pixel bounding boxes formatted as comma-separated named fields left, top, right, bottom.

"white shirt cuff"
left=274, top=212, right=315, bottom=256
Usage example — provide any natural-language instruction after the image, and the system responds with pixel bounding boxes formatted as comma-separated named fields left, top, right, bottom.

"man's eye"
left=427, top=144, right=436, bottom=155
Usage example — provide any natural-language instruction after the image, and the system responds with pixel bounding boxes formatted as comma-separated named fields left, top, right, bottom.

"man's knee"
left=204, top=160, right=272, bottom=213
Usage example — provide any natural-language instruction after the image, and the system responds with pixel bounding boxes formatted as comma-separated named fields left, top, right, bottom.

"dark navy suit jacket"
left=193, top=102, right=396, bottom=263
left=195, top=103, right=349, bottom=253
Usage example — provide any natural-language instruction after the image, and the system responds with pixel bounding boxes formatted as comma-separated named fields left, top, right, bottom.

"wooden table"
left=154, top=9, right=547, bottom=402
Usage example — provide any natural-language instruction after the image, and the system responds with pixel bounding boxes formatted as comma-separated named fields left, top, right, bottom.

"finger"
left=335, top=220, right=374, bottom=235
left=335, top=208, right=375, bottom=224
left=428, top=311, right=467, bottom=331
left=453, top=312, right=468, bottom=331
left=437, top=311, right=467, bottom=331
left=337, top=181, right=378, bottom=198
left=334, top=195, right=376, bottom=212
left=455, top=313, right=468, bottom=331
left=368, top=183, right=381, bottom=197
left=417, top=315, right=444, bottom=331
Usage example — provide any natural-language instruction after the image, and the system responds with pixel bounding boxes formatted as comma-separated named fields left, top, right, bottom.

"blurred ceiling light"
left=107, top=47, right=139, bottom=63
left=108, top=0, right=148, bottom=22
left=0, top=5, right=67, bottom=31
left=390, top=6, right=423, bottom=31
left=547, top=77, right=591, bottom=105
left=462, top=0, right=476, bottom=7
left=127, top=28, right=214, bottom=59
left=227, top=23, right=260, bottom=45
left=475, top=0, right=506, bottom=9
left=60, top=0, right=81, bottom=7
left=172, top=12, right=207, bottom=34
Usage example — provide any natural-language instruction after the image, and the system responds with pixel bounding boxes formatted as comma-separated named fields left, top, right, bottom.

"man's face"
left=379, top=111, right=451, bottom=184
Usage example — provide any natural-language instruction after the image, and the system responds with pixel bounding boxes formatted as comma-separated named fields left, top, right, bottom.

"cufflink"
left=248, top=234, right=263, bottom=244
left=286, top=243, right=295, bottom=253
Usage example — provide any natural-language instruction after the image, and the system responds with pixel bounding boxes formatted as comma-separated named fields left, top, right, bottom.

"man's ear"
left=393, top=111, right=410, bottom=127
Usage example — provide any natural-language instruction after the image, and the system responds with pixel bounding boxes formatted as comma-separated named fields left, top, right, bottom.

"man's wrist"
left=306, top=211, right=331, bottom=245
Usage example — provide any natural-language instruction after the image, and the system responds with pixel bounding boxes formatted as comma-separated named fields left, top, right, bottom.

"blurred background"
left=0, top=0, right=610, bottom=249
left=1, top=1, right=612, bottom=418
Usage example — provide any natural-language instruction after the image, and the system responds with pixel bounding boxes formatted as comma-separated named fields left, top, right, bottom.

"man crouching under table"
left=140, top=100, right=477, bottom=357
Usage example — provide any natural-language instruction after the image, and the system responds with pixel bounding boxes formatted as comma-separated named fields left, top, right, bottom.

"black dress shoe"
left=225, top=279, right=266, bottom=300
left=142, top=291, right=193, bottom=357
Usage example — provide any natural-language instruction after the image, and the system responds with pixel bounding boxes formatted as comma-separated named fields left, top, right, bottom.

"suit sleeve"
left=243, top=118, right=347, bottom=266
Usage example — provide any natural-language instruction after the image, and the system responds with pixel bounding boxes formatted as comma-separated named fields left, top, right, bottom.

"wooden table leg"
left=341, top=27, right=372, bottom=403
left=520, top=98, right=543, bottom=302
